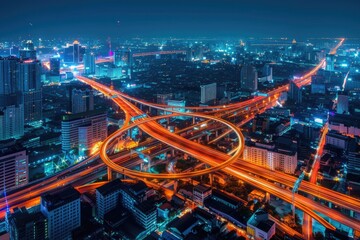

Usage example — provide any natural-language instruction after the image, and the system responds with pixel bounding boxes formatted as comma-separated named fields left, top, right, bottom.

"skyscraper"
left=63, top=40, right=86, bottom=64
left=49, top=57, right=60, bottom=76
left=114, top=49, right=132, bottom=67
left=19, top=60, right=42, bottom=124
left=19, top=40, right=37, bottom=60
left=200, top=83, right=217, bottom=104
left=71, top=88, right=94, bottom=114
left=337, top=94, right=349, bottom=114
left=0, top=57, right=24, bottom=140
left=241, top=64, right=258, bottom=92
left=326, top=54, right=335, bottom=71
left=83, top=52, right=96, bottom=75
left=289, top=81, right=302, bottom=104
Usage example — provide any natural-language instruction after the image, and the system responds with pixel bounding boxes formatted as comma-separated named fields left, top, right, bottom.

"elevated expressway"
left=3, top=38, right=354, bottom=233
left=77, top=42, right=360, bottom=231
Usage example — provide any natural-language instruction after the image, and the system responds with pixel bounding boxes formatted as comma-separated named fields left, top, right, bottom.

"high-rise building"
left=49, top=57, right=60, bottom=76
left=0, top=103, right=24, bottom=140
left=200, top=83, right=217, bottom=104
left=0, top=56, right=20, bottom=95
left=241, top=65, right=258, bottom=92
left=63, top=40, right=86, bottom=64
left=19, top=40, right=37, bottom=60
left=0, top=146, right=28, bottom=192
left=186, top=47, right=193, bottom=61
left=8, top=207, right=48, bottom=240
left=61, top=110, right=107, bottom=153
left=19, top=60, right=42, bottom=123
left=262, top=64, right=272, bottom=77
left=40, top=187, right=81, bottom=240
left=0, top=57, right=24, bottom=140
left=242, top=142, right=297, bottom=174
left=289, top=81, right=302, bottom=104
left=337, top=94, right=349, bottom=114
left=83, top=52, right=96, bottom=75
left=311, top=75, right=325, bottom=94
left=326, top=54, right=335, bottom=71
left=346, top=139, right=360, bottom=175
left=96, top=179, right=122, bottom=220
left=114, top=49, right=132, bottom=67
left=71, top=88, right=94, bottom=114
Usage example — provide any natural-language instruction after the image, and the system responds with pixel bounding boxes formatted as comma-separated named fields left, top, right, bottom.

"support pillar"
left=265, top=192, right=270, bottom=203
left=192, top=117, right=195, bottom=124
left=209, top=173, right=213, bottom=186
left=173, top=180, right=178, bottom=193
left=215, top=130, right=219, bottom=137
left=171, top=149, right=175, bottom=157
left=107, top=167, right=113, bottom=181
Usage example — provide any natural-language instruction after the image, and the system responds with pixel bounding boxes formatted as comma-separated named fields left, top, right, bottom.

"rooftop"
left=96, top=179, right=122, bottom=197
left=212, top=189, right=243, bottom=207
left=168, top=212, right=198, bottom=234
left=62, top=109, right=106, bottom=122
left=41, top=187, right=80, bottom=211
left=135, top=199, right=156, bottom=215
left=329, top=113, right=360, bottom=128
left=193, top=184, right=212, bottom=193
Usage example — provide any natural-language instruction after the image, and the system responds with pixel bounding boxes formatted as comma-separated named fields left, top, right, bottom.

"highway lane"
left=80, top=78, right=360, bottom=231
left=0, top=38, right=345, bottom=230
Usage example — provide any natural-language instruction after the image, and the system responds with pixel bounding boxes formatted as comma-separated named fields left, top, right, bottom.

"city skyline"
left=0, top=1, right=359, bottom=239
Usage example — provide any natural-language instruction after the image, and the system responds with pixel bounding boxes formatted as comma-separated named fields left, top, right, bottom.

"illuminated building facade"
left=19, top=60, right=42, bottom=124
left=200, top=83, right=217, bottom=104
left=71, top=88, right=94, bottom=114
left=63, top=40, right=86, bottom=64
left=243, top=142, right=297, bottom=174
left=40, top=187, right=81, bottom=240
left=0, top=147, right=28, bottom=193
left=61, top=110, right=107, bottom=154
left=83, top=52, right=96, bottom=75
left=241, top=64, right=258, bottom=92
left=0, top=57, right=24, bottom=140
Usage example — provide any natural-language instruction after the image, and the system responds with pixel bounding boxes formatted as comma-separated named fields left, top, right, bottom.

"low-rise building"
left=247, top=209, right=275, bottom=240
left=193, top=184, right=212, bottom=205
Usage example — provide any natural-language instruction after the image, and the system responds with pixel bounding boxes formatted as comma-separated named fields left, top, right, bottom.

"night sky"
left=1, top=0, right=359, bottom=39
